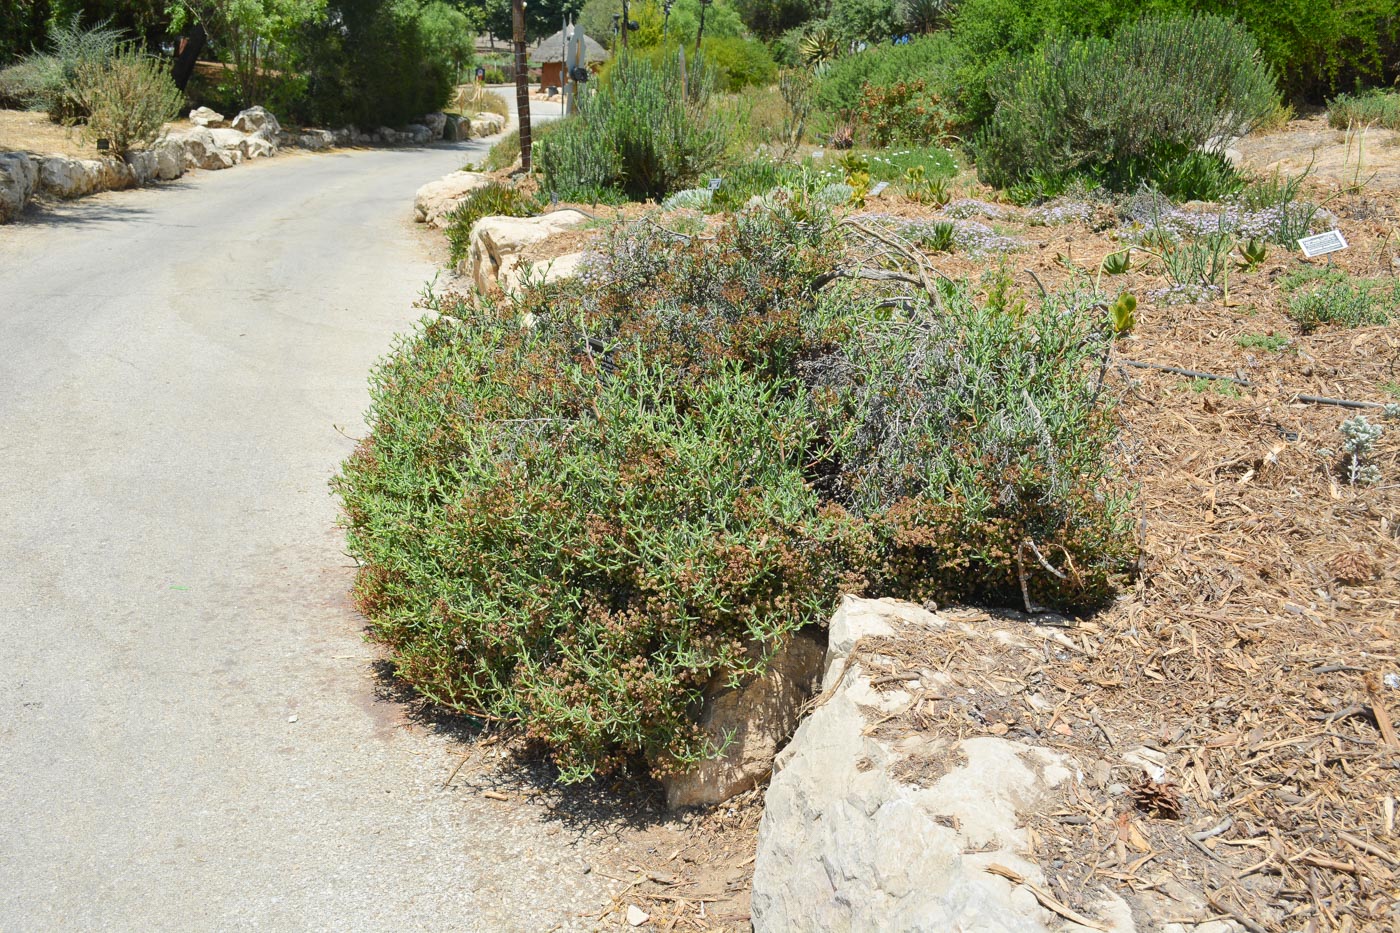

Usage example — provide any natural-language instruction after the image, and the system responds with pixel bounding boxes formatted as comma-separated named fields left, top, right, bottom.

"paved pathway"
left=0, top=107, right=612, bottom=932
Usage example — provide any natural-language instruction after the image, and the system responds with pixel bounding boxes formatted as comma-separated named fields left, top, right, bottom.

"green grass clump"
left=336, top=201, right=1135, bottom=782
left=1328, top=90, right=1400, bottom=130
left=1235, top=333, right=1290, bottom=352
left=1282, top=268, right=1397, bottom=332
left=974, top=15, right=1277, bottom=199
left=442, top=183, right=539, bottom=267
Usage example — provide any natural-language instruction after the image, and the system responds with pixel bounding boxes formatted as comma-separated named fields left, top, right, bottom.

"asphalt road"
left=0, top=107, right=615, bottom=931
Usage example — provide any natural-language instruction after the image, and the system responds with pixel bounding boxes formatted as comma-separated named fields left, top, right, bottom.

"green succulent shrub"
left=336, top=202, right=1135, bottom=782
left=974, top=15, right=1278, bottom=197
left=1282, top=268, right=1398, bottom=332
left=536, top=50, right=730, bottom=202
left=442, top=182, right=540, bottom=267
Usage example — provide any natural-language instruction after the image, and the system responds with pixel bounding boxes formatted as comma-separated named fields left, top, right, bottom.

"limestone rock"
left=0, top=151, right=38, bottom=222
left=230, top=106, right=281, bottom=136
left=171, top=127, right=234, bottom=170
left=423, top=112, right=448, bottom=138
left=507, top=251, right=590, bottom=293
left=38, top=156, right=135, bottom=199
left=469, top=113, right=506, bottom=138
left=412, top=170, right=493, bottom=226
left=188, top=106, right=226, bottom=128
left=661, top=629, right=824, bottom=809
left=751, top=596, right=1090, bottom=933
left=151, top=140, right=185, bottom=180
left=402, top=123, right=433, bottom=146
left=292, top=129, right=336, bottom=151
left=443, top=115, right=463, bottom=142
left=125, top=150, right=158, bottom=184
left=209, top=127, right=249, bottom=151
left=465, top=210, right=592, bottom=293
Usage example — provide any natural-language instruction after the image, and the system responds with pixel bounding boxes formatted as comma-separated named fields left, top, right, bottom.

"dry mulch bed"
left=422, top=128, right=1400, bottom=928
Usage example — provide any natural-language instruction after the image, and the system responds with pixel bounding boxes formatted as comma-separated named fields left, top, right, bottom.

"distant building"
left=528, top=29, right=609, bottom=91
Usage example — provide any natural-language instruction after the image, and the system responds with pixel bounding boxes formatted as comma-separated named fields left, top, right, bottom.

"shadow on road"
left=370, top=658, right=669, bottom=842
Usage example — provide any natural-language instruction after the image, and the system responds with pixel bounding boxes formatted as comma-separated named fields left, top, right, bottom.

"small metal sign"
left=1298, top=229, right=1348, bottom=258
left=869, top=181, right=890, bottom=197
left=708, top=177, right=722, bottom=191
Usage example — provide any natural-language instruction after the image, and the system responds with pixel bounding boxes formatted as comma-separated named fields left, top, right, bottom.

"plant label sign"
left=708, top=177, right=722, bottom=191
left=1298, top=230, right=1348, bottom=258
left=869, top=181, right=890, bottom=197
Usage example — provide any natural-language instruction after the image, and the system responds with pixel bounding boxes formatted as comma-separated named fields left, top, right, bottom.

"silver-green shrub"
left=974, top=15, right=1278, bottom=194
left=0, top=16, right=122, bottom=122
left=74, top=43, right=183, bottom=153
left=536, top=50, right=731, bottom=202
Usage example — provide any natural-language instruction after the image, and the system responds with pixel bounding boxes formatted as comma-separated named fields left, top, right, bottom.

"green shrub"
left=1282, top=268, right=1397, bottom=332
left=0, top=16, right=122, bottom=122
left=700, top=36, right=777, bottom=91
left=73, top=42, right=183, bottom=153
left=482, top=129, right=521, bottom=171
left=946, top=0, right=1399, bottom=114
left=484, top=66, right=507, bottom=83
left=442, top=182, right=539, bottom=266
left=974, top=15, right=1277, bottom=196
left=337, top=200, right=1135, bottom=781
left=536, top=50, right=730, bottom=201
left=1328, top=89, right=1400, bottom=130
left=814, top=32, right=959, bottom=120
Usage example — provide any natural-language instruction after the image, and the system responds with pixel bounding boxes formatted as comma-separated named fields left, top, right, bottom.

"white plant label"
left=1298, top=229, right=1348, bottom=257
left=869, top=181, right=890, bottom=196
left=708, top=177, right=722, bottom=191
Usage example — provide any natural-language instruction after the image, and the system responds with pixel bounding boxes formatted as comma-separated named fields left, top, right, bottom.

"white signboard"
left=1298, top=229, right=1348, bottom=258
left=708, top=177, right=722, bottom=191
left=869, top=181, right=890, bottom=197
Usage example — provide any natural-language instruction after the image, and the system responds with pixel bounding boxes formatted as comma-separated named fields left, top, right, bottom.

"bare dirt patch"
left=1239, top=114, right=1400, bottom=191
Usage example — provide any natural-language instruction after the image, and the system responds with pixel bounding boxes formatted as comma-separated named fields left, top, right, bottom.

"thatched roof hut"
left=528, top=29, right=610, bottom=67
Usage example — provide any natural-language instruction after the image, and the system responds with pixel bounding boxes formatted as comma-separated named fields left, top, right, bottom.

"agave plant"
left=920, top=221, right=957, bottom=253
left=1236, top=236, right=1267, bottom=270
left=1101, top=250, right=1133, bottom=275
left=799, top=25, right=840, bottom=68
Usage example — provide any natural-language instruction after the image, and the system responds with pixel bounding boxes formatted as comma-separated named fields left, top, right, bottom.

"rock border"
left=1, top=99, right=511, bottom=224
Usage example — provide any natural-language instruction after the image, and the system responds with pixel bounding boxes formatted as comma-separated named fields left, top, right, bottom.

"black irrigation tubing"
left=1122, top=360, right=1392, bottom=411
left=1121, top=359, right=1251, bottom=385
left=1292, top=394, right=1387, bottom=410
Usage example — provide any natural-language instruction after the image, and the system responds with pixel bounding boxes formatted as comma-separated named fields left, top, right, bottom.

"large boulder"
left=412, top=170, right=493, bottom=226
left=230, top=106, right=281, bottom=136
left=188, top=106, right=226, bottom=128
left=402, top=123, right=434, bottom=146
left=661, top=630, right=824, bottom=809
left=38, top=156, right=135, bottom=199
left=0, top=151, right=38, bottom=222
left=506, top=251, right=591, bottom=293
left=465, top=209, right=592, bottom=293
left=151, top=140, right=185, bottom=180
left=423, top=112, right=448, bottom=138
left=469, top=113, right=506, bottom=138
left=209, top=127, right=249, bottom=151
left=443, top=115, right=463, bottom=142
left=752, top=597, right=1103, bottom=933
left=171, top=127, right=234, bottom=171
